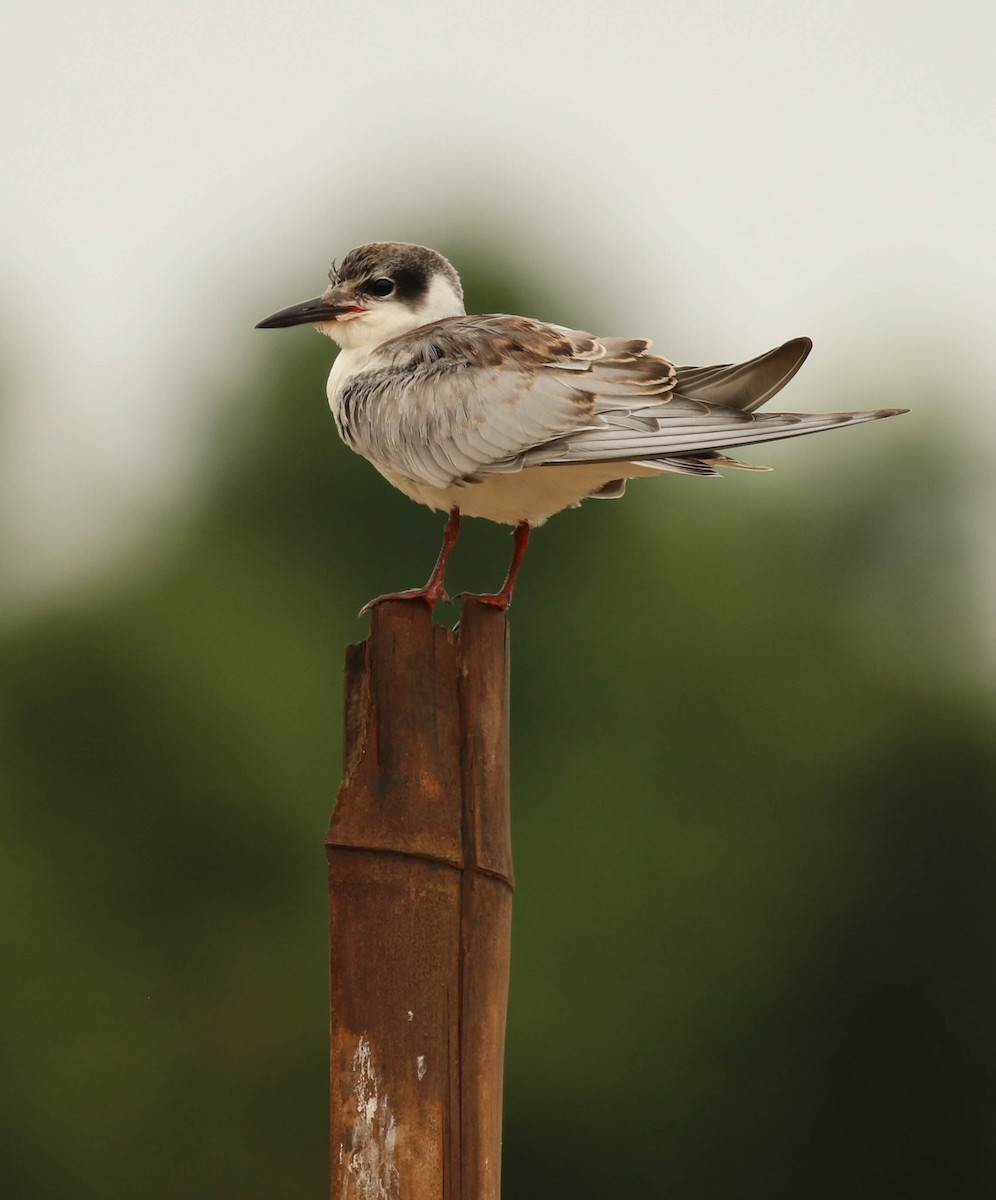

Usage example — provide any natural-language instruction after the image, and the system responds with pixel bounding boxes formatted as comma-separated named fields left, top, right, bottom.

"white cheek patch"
left=316, top=273, right=466, bottom=351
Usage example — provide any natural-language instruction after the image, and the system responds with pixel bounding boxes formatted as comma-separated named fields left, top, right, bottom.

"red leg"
left=462, top=522, right=531, bottom=611
left=359, top=509, right=460, bottom=616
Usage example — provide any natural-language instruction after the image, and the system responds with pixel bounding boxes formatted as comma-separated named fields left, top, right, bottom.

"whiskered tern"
left=257, top=242, right=906, bottom=611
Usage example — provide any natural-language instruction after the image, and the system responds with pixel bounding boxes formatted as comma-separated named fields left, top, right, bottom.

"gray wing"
left=337, top=315, right=669, bottom=487
left=338, top=317, right=904, bottom=488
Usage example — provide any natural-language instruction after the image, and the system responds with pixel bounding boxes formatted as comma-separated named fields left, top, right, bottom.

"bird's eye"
left=367, top=278, right=395, bottom=297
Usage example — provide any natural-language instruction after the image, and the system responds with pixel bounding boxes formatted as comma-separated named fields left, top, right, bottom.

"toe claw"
left=358, top=587, right=451, bottom=618
left=455, top=591, right=512, bottom=612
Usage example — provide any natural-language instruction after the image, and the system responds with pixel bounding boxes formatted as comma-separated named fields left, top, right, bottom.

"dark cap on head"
left=332, top=242, right=463, bottom=308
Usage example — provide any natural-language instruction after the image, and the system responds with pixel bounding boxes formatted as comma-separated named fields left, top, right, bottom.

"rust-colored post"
left=326, top=598, right=513, bottom=1200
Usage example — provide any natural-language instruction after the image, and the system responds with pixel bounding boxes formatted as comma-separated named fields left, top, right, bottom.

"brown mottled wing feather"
left=336, top=315, right=675, bottom=488
left=337, top=317, right=903, bottom=489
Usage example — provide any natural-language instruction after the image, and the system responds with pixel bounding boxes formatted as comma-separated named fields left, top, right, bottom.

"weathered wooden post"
left=326, top=598, right=513, bottom=1200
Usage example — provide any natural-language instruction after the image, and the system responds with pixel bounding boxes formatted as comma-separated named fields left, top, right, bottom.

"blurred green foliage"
left=1, top=258, right=994, bottom=1198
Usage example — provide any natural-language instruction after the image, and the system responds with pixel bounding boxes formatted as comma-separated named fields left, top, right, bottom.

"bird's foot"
left=454, top=522, right=529, bottom=613
left=455, top=590, right=512, bottom=612
left=358, top=585, right=451, bottom=618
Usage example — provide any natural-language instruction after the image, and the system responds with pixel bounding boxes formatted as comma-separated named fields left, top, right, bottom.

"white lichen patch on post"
left=340, top=1034, right=400, bottom=1200
left=416, top=1055, right=427, bottom=1081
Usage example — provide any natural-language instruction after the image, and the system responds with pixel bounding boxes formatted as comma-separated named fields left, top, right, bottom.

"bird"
left=256, top=241, right=907, bottom=612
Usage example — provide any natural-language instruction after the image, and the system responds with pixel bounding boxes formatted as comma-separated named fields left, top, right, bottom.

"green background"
left=2, top=255, right=993, bottom=1198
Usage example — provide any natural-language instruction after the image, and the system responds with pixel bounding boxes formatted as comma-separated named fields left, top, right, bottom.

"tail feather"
left=535, top=406, right=908, bottom=470
left=674, top=337, right=813, bottom=412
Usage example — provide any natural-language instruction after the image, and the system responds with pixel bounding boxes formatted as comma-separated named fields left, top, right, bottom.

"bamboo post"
left=326, top=598, right=513, bottom=1200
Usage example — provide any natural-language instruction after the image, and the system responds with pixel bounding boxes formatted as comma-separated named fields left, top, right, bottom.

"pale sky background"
left=2, top=0, right=994, bottom=616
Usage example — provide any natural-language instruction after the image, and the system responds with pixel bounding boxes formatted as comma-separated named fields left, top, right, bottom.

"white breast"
left=326, top=346, right=373, bottom=409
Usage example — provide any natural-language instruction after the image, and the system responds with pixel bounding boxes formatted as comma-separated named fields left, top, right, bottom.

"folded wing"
left=337, top=316, right=905, bottom=489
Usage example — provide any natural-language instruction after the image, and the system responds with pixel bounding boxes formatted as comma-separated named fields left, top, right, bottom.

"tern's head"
left=255, top=242, right=466, bottom=351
